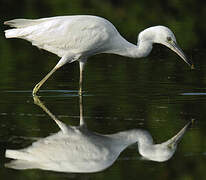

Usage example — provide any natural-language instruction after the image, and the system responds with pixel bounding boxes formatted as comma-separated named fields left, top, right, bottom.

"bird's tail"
left=4, top=18, right=39, bottom=38
left=4, top=29, right=25, bottom=38
left=6, top=149, right=33, bottom=161
left=4, top=19, right=38, bottom=28
left=5, top=160, right=41, bottom=170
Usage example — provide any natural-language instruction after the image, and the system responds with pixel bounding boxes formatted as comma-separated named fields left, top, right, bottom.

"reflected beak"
left=169, top=41, right=194, bottom=69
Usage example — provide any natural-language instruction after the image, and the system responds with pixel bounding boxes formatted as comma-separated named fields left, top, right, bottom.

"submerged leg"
left=79, top=61, right=86, bottom=95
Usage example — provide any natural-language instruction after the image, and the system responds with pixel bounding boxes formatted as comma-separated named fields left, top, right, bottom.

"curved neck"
left=106, top=36, right=153, bottom=58
left=108, top=129, right=153, bottom=149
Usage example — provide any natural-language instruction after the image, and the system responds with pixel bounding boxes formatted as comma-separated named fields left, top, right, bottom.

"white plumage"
left=5, top=16, right=119, bottom=57
left=4, top=15, right=193, bottom=95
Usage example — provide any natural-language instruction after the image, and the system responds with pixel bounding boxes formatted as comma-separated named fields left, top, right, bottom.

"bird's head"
left=138, top=26, right=194, bottom=69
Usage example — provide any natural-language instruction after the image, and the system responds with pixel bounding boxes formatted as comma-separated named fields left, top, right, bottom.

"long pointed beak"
left=167, top=119, right=194, bottom=149
left=169, top=41, right=194, bottom=69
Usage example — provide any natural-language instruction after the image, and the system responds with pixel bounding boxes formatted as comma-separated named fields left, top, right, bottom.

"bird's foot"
left=78, top=89, right=83, bottom=96
left=32, top=83, right=41, bottom=96
left=33, top=95, right=41, bottom=105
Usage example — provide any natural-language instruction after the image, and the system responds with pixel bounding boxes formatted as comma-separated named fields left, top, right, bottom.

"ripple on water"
left=181, top=92, right=206, bottom=96
left=3, top=89, right=94, bottom=98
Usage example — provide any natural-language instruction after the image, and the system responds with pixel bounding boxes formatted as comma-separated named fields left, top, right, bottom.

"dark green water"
left=1, top=0, right=206, bottom=180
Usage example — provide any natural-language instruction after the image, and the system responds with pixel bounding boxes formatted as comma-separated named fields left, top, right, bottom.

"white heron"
left=5, top=96, right=192, bottom=172
left=4, top=15, right=194, bottom=95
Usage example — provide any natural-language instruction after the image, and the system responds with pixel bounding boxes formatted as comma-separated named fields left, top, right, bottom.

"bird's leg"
left=33, top=95, right=59, bottom=123
left=79, top=61, right=85, bottom=95
left=32, top=66, right=58, bottom=95
left=32, top=55, right=70, bottom=96
left=33, top=95, right=72, bottom=133
left=79, top=94, right=86, bottom=127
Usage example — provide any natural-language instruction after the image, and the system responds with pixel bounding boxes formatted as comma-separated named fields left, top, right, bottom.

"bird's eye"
left=167, top=37, right=172, bottom=42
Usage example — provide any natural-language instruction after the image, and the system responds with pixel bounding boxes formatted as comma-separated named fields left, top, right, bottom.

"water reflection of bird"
left=4, top=15, right=194, bottom=95
left=5, top=96, right=192, bottom=173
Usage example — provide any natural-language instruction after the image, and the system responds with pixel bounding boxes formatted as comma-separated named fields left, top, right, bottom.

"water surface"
left=0, top=48, right=206, bottom=179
